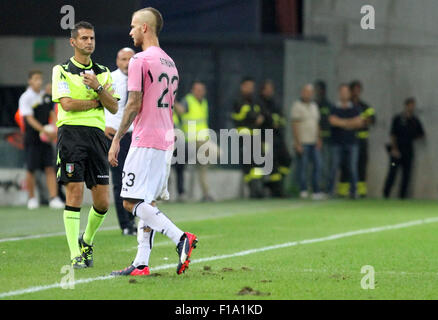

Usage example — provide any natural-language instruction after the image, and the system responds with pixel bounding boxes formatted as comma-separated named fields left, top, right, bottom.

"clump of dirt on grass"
left=128, top=279, right=138, bottom=284
left=150, top=273, right=162, bottom=277
left=222, top=267, right=234, bottom=272
left=260, top=279, right=272, bottom=283
left=237, top=287, right=271, bottom=296
left=241, top=266, right=252, bottom=271
left=330, top=273, right=350, bottom=281
left=203, top=266, right=212, bottom=271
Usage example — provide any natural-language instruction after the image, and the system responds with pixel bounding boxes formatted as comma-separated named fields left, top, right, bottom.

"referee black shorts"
left=56, top=125, right=110, bottom=189
left=25, top=143, right=55, bottom=172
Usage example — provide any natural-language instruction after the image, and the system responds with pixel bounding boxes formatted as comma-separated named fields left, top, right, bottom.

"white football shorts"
left=120, top=146, right=172, bottom=203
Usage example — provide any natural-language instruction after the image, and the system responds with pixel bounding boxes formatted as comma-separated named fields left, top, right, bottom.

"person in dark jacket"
left=383, top=97, right=425, bottom=199
left=314, top=80, right=335, bottom=193
left=328, top=84, right=364, bottom=198
left=231, top=77, right=265, bottom=198
left=338, top=81, right=376, bottom=197
left=259, top=80, right=291, bottom=197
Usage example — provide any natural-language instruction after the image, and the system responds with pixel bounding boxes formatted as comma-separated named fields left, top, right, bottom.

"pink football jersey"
left=127, top=46, right=178, bottom=150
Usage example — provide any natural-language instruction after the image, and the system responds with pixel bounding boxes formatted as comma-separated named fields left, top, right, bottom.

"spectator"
left=328, top=84, right=364, bottom=198
left=231, top=77, right=265, bottom=198
left=314, top=80, right=335, bottom=193
left=291, top=84, right=323, bottom=200
left=105, top=47, right=136, bottom=236
left=19, top=70, right=64, bottom=210
left=383, top=98, right=425, bottom=199
left=259, top=79, right=291, bottom=197
left=175, top=81, right=214, bottom=202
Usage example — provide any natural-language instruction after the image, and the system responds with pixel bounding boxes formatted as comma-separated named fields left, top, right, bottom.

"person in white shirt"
left=291, top=84, right=324, bottom=200
left=105, top=48, right=136, bottom=235
left=18, top=70, right=64, bottom=210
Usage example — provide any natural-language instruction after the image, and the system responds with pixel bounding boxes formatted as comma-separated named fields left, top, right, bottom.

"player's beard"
left=133, top=36, right=142, bottom=48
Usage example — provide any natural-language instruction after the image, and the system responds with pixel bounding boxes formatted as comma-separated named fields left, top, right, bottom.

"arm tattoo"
left=115, top=91, right=142, bottom=140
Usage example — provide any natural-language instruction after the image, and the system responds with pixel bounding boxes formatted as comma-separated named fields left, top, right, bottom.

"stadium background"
left=0, top=0, right=436, bottom=203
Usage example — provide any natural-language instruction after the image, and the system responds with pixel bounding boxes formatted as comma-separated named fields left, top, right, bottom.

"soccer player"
left=52, top=21, right=119, bottom=268
left=108, top=7, right=198, bottom=276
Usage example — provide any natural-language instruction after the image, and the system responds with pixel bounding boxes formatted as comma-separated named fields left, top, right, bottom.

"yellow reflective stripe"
left=231, top=105, right=251, bottom=121
left=272, top=113, right=280, bottom=123
left=278, top=166, right=290, bottom=175
left=357, top=182, right=367, bottom=196
left=272, top=113, right=286, bottom=127
left=365, top=108, right=375, bottom=116
left=237, top=127, right=252, bottom=135
left=236, top=127, right=260, bottom=136
left=337, top=182, right=349, bottom=196
left=252, top=167, right=264, bottom=177
left=269, top=173, right=282, bottom=182
left=244, top=168, right=264, bottom=182
left=357, top=131, right=370, bottom=139
left=361, top=108, right=375, bottom=119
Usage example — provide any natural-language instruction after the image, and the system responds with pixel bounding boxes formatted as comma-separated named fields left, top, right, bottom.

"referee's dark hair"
left=71, top=21, right=94, bottom=38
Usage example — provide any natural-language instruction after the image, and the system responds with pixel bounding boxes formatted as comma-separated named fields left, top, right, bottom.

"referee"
left=52, top=21, right=119, bottom=268
left=105, top=47, right=136, bottom=236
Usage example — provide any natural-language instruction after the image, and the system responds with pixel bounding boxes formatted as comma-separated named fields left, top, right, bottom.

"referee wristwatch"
left=94, top=85, right=104, bottom=94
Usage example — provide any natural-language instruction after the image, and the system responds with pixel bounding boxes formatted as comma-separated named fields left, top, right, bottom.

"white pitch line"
left=0, top=226, right=120, bottom=243
left=1, top=216, right=438, bottom=299
left=0, top=202, right=314, bottom=243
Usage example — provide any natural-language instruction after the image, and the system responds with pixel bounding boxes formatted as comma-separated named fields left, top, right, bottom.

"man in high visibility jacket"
left=231, top=77, right=265, bottom=198
left=338, top=81, right=376, bottom=197
left=175, top=80, right=213, bottom=202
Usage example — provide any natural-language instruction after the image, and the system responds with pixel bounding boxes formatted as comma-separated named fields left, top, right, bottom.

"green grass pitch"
left=0, top=199, right=437, bottom=300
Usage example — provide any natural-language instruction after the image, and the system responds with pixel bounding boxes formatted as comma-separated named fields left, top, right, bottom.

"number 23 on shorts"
left=122, top=171, right=136, bottom=187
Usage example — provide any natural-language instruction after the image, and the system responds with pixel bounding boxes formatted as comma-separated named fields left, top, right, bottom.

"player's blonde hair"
left=133, top=7, right=163, bottom=37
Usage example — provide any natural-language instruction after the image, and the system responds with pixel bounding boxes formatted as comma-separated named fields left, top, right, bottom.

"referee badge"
left=66, top=163, right=74, bottom=177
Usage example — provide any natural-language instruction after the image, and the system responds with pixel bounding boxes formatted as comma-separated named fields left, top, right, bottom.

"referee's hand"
left=108, top=138, right=120, bottom=167
left=82, top=73, right=100, bottom=90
